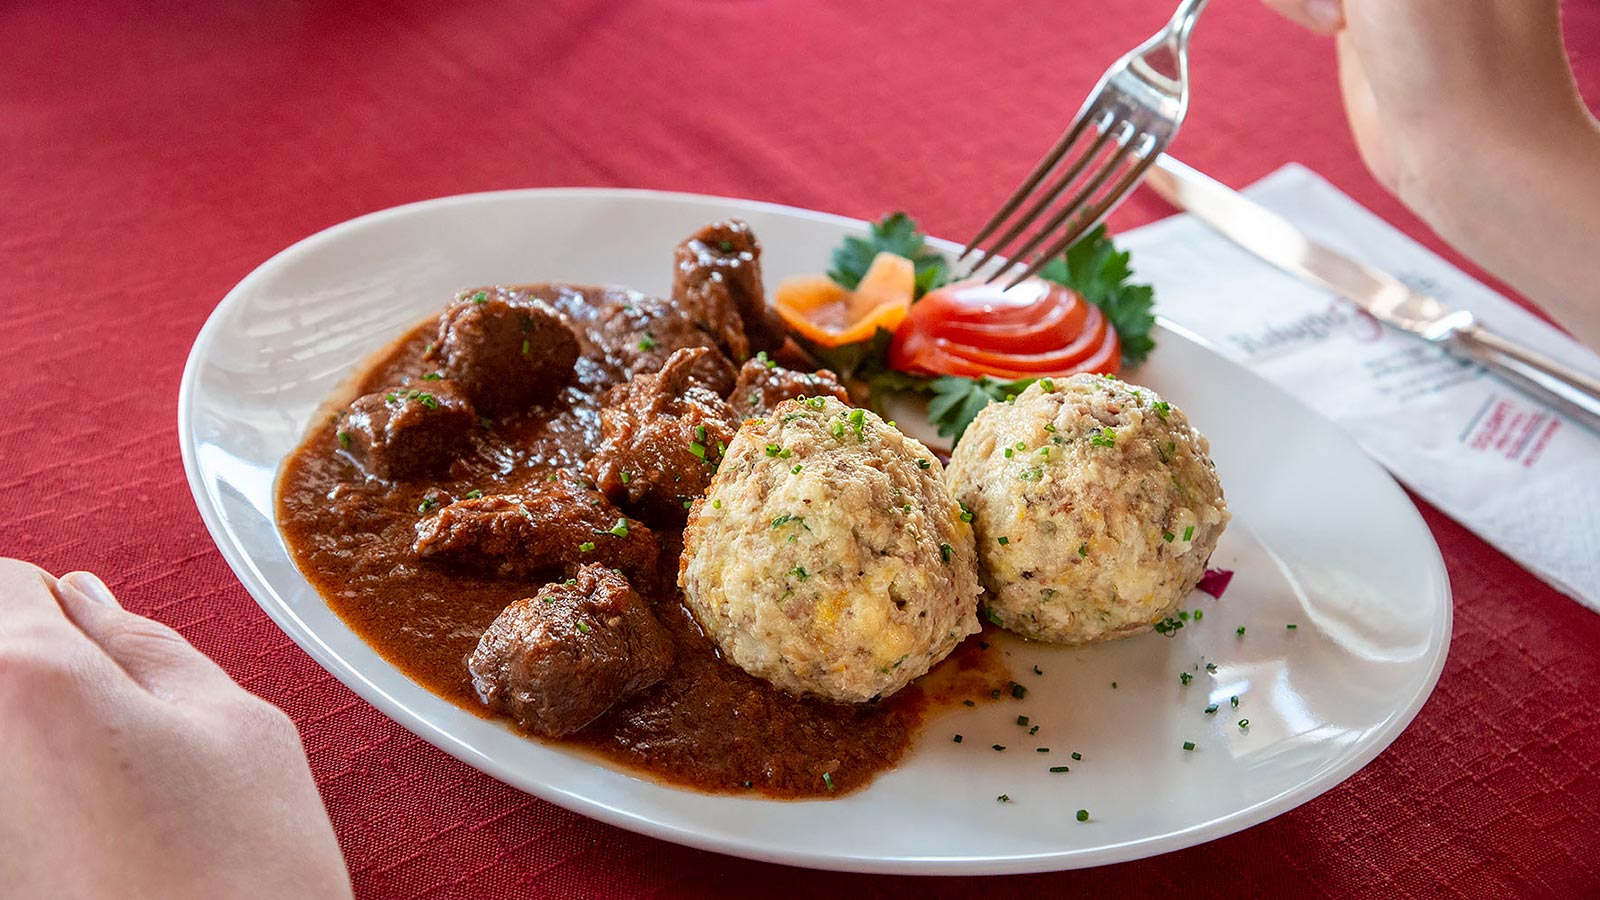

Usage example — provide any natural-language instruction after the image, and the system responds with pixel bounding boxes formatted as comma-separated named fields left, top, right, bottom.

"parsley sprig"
left=828, top=212, right=950, bottom=299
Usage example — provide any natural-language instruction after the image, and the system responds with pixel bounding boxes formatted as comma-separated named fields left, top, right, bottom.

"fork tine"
left=1002, top=139, right=1161, bottom=289
left=966, top=112, right=1116, bottom=274
left=983, top=123, right=1138, bottom=284
left=958, top=107, right=1105, bottom=262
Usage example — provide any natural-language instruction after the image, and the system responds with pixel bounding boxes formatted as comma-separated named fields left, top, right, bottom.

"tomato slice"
left=888, top=277, right=1122, bottom=379
left=938, top=304, right=1109, bottom=371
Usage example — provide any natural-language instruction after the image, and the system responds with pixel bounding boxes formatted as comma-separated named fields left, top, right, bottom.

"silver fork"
left=961, top=0, right=1209, bottom=287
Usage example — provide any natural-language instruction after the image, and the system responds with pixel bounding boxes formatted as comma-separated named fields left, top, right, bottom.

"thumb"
left=54, top=571, right=243, bottom=705
left=1262, top=0, right=1345, bottom=36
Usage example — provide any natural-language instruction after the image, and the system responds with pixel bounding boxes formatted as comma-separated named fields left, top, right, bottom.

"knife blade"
left=1142, top=155, right=1600, bottom=434
left=1143, top=156, right=1467, bottom=337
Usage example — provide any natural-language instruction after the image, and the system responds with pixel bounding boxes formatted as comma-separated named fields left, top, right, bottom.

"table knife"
left=1143, top=155, right=1600, bottom=435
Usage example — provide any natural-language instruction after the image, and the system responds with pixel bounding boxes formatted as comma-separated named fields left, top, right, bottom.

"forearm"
left=1399, top=110, right=1600, bottom=349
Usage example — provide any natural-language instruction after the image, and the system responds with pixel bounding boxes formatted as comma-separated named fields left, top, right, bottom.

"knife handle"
left=1444, top=324, right=1600, bottom=437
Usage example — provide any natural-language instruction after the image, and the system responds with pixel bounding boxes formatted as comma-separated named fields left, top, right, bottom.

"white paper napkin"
left=1121, top=163, right=1600, bottom=611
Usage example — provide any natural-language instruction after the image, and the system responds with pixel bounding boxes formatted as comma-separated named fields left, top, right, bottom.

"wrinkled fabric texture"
left=2, top=1, right=1598, bottom=897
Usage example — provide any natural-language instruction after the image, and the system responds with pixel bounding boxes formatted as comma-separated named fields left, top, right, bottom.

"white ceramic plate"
left=179, top=189, right=1451, bottom=875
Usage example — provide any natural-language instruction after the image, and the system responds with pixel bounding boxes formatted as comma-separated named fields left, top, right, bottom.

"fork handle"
left=1167, top=0, right=1211, bottom=41
left=1443, top=323, right=1600, bottom=436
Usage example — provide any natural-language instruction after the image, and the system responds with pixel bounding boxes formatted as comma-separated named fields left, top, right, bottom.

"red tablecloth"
left=5, top=1, right=1600, bottom=896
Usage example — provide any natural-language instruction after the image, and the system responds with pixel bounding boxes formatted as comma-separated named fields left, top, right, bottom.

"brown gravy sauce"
left=276, top=313, right=1011, bottom=798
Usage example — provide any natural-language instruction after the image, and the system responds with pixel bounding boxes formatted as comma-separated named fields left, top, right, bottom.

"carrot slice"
left=773, top=254, right=913, bottom=348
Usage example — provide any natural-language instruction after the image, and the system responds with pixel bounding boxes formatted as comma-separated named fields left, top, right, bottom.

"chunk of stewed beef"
left=468, top=564, right=674, bottom=737
left=588, top=296, right=738, bottom=393
left=730, top=358, right=851, bottom=417
left=430, top=292, right=579, bottom=414
left=672, top=219, right=784, bottom=360
left=339, top=380, right=475, bottom=480
left=584, top=348, right=741, bottom=523
left=412, top=475, right=658, bottom=582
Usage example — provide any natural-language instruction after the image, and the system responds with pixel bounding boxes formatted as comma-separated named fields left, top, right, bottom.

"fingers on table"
left=54, top=571, right=241, bottom=704
left=0, top=557, right=85, bottom=644
left=1262, top=0, right=1345, bottom=35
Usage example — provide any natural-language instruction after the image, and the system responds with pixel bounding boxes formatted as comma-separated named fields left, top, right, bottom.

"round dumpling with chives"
left=679, top=396, right=981, bottom=703
left=944, top=373, right=1228, bottom=644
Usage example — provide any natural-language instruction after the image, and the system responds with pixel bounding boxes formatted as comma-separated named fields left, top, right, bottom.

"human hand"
left=1262, top=0, right=1600, bottom=349
left=1261, top=0, right=1590, bottom=201
left=0, top=560, right=352, bottom=900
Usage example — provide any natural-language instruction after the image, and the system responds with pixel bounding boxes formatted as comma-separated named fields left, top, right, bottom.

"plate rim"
left=177, top=186, right=1453, bottom=875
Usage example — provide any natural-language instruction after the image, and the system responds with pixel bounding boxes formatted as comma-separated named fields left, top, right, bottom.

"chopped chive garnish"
left=1029, top=725, right=1039, bottom=735
left=694, top=424, right=707, bottom=442
left=1230, top=695, right=1239, bottom=708
left=464, top=489, right=483, bottom=499
left=985, top=608, right=1002, bottom=627
left=1049, top=766, right=1069, bottom=773
left=336, top=431, right=351, bottom=448
left=1236, top=626, right=1246, bottom=636
left=1040, top=378, right=1055, bottom=391
left=1076, top=809, right=1089, bottom=822
left=1204, top=704, right=1219, bottom=714
left=939, top=543, right=953, bottom=563
left=619, top=471, right=631, bottom=484
left=1180, top=672, right=1192, bottom=685
left=422, top=372, right=443, bottom=381
left=576, top=621, right=590, bottom=634
left=712, top=499, right=722, bottom=509
left=1183, top=525, right=1195, bottom=541
left=688, top=441, right=707, bottom=459
left=1287, top=623, right=1298, bottom=630
left=1238, top=719, right=1250, bottom=729
left=1017, top=715, right=1030, bottom=727
left=638, top=333, right=658, bottom=351
left=1163, top=531, right=1175, bottom=542
left=1194, top=609, right=1203, bottom=620
left=992, top=744, right=1006, bottom=752
left=1004, top=447, right=1013, bottom=458
left=962, top=699, right=975, bottom=707
left=822, top=772, right=835, bottom=791
left=1036, top=747, right=1049, bottom=753
left=998, top=536, right=1010, bottom=545
left=578, top=541, right=596, bottom=553
left=1153, top=401, right=1171, bottom=418
left=958, top=502, right=974, bottom=523
left=1205, top=662, right=1218, bottom=673
left=953, top=734, right=963, bottom=743
left=1182, top=741, right=1196, bottom=751
left=1033, top=665, right=1043, bottom=676
left=1071, top=752, right=1082, bottom=761
left=606, top=519, right=629, bottom=538
left=1010, top=682, right=1027, bottom=699
left=997, top=794, right=1010, bottom=803
left=791, top=464, right=803, bottom=474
